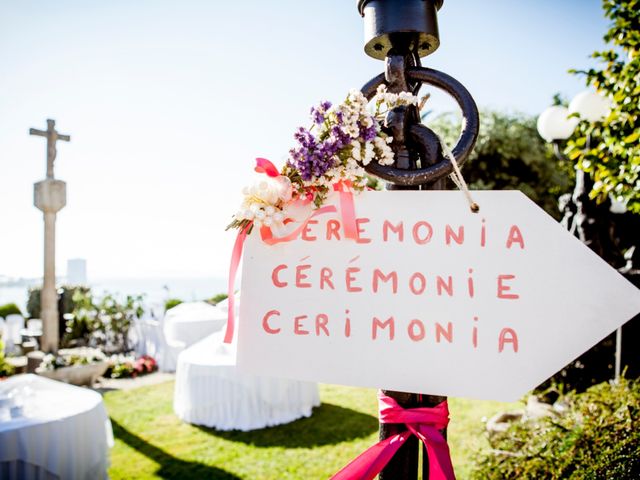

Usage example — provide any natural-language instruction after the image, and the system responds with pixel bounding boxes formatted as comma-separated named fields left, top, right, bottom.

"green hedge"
left=471, top=378, right=640, bottom=479
left=164, top=298, right=183, bottom=311
left=0, top=303, right=22, bottom=319
left=208, top=293, right=228, bottom=305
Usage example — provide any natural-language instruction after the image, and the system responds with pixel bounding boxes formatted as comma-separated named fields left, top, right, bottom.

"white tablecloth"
left=163, top=302, right=227, bottom=348
left=0, top=374, right=113, bottom=480
left=174, top=331, right=320, bottom=431
left=158, top=302, right=228, bottom=372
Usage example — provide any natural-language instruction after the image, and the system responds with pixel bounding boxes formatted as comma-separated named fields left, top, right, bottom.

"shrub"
left=0, top=303, right=22, bottom=319
left=38, top=348, right=107, bottom=371
left=106, top=353, right=158, bottom=379
left=208, top=293, right=228, bottom=305
left=471, top=378, right=640, bottom=479
left=64, top=291, right=145, bottom=354
left=0, top=337, right=15, bottom=377
left=26, top=285, right=90, bottom=319
left=164, top=298, right=183, bottom=311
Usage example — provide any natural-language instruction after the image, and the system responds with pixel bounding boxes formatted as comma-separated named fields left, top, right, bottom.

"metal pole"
left=356, top=2, right=479, bottom=477
left=378, top=53, right=447, bottom=480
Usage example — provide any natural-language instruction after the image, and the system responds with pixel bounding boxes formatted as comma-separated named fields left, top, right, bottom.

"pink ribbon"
left=331, top=392, right=455, bottom=480
left=333, top=180, right=358, bottom=240
left=223, top=222, right=251, bottom=344
left=223, top=161, right=361, bottom=344
left=254, top=157, right=280, bottom=177
left=260, top=204, right=338, bottom=245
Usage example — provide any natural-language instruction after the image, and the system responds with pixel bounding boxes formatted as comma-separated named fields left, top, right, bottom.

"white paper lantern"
left=569, top=90, right=611, bottom=123
left=537, top=106, right=579, bottom=142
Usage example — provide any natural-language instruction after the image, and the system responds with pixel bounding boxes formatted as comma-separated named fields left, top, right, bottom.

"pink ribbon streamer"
left=331, top=392, right=455, bottom=480
left=223, top=168, right=359, bottom=344
left=333, top=180, right=358, bottom=240
left=223, top=204, right=339, bottom=344
left=223, top=222, right=251, bottom=344
left=260, top=204, right=337, bottom=245
left=254, top=157, right=280, bottom=177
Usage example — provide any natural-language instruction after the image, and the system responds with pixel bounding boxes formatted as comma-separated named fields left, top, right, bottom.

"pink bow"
left=331, top=392, right=456, bottom=480
left=254, top=157, right=280, bottom=177
left=223, top=161, right=360, bottom=344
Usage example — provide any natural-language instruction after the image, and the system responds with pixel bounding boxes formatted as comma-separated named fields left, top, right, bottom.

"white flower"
left=363, top=142, right=375, bottom=166
left=374, top=136, right=395, bottom=166
left=351, top=141, right=362, bottom=160
left=398, top=91, right=419, bottom=105
left=244, top=175, right=291, bottom=206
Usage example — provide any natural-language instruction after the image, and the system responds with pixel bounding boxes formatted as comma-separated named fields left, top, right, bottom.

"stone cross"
left=30, top=119, right=70, bottom=353
left=30, top=119, right=70, bottom=179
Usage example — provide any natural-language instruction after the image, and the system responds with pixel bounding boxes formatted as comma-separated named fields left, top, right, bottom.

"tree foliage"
left=430, top=110, right=570, bottom=218
left=566, top=0, right=640, bottom=213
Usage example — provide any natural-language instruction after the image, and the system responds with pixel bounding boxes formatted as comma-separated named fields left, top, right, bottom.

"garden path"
left=93, top=372, right=174, bottom=394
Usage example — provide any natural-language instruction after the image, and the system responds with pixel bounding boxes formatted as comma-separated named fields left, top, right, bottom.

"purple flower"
left=290, top=127, right=339, bottom=181
left=359, top=122, right=378, bottom=142
left=310, top=100, right=333, bottom=125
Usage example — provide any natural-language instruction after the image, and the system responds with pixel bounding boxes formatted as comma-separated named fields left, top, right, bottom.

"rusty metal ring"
left=360, top=66, right=479, bottom=185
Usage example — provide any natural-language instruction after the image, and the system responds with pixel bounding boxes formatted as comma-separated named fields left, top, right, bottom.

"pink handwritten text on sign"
left=237, top=191, right=640, bottom=401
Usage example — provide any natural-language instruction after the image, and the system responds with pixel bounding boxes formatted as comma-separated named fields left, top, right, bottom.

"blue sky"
left=0, top=0, right=607, bottom=279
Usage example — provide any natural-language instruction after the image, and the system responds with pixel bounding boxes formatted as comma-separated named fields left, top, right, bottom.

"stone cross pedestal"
left=30, top=119, right=70, bottom=353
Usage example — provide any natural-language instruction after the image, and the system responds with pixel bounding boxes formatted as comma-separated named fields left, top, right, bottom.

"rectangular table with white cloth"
left=0, top=374, right=113, bottom=480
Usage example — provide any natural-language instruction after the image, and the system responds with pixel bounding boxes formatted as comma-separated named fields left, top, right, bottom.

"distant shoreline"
left=0, top=276, right=229, bottom=313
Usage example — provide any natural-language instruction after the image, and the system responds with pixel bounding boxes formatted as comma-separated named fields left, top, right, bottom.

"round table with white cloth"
left=163, top=301, right=227, bottom=348
left=174, top=330, right=320, bottom=431
left=0, top=374, right=113, bottom=480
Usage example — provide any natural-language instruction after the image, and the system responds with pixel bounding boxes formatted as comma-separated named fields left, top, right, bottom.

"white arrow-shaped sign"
left=236, top=191, right=640, bottom=401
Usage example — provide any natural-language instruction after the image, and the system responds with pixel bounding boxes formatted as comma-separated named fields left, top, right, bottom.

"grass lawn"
left=104, top=381, right=520, bottom=479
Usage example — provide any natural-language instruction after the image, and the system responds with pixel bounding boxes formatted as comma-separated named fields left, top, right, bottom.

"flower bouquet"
left=227, top=86, right=418, bottom=236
